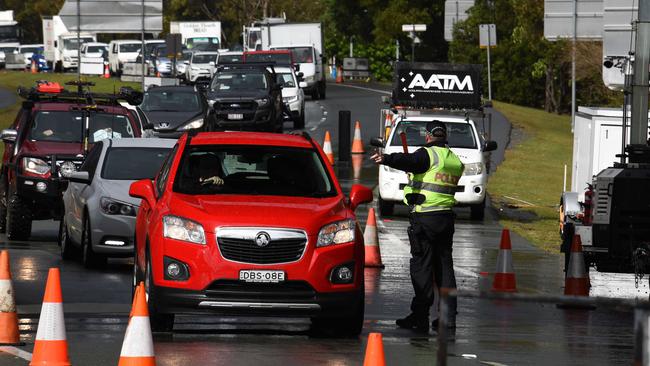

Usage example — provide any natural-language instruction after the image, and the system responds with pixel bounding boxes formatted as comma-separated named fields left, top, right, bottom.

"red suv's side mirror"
left=129, top=179, right=156, bottom=208
left=349, top=184, right=373, bottom=212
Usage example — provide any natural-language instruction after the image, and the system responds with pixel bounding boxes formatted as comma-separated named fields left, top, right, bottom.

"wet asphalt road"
left=0, top=81, right=646, bottom=365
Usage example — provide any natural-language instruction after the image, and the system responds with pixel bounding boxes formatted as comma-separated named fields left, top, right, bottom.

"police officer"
left=371, top=120, right=463, bottom=332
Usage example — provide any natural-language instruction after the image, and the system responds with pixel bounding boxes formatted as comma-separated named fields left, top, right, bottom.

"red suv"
left=130, top=131, right=373, bottom=336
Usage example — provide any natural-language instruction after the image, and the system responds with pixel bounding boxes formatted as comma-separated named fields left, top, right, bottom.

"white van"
left=108, top=40, right=142, bottom=74
left=376, top=111, right=497, bottom=220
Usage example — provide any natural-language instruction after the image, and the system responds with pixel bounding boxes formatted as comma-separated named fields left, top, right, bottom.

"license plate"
left=228, top=113, right=244, bottom=120
left=239, top=270, right=285, bottom=283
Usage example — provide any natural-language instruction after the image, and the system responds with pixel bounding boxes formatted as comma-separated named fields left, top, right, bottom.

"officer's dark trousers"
left=407, top=211, right=457, bottom=320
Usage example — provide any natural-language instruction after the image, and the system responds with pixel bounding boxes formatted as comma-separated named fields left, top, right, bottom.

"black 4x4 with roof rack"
left=0, top=81, right=144, bottom=240
left=206, top=63, right=285, bottom=132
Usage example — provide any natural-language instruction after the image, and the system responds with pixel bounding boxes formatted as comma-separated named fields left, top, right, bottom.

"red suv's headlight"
left=163, top=215, right=206, bottom=245
left=317, top=219, right=355, bottom=247
left=22, top=157, right=51, bottom=178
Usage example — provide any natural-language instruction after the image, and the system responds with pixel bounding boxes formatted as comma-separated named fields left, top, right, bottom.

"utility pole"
left=77, top=0, right=81, bottom=81
left=631, top=0, right=650, bottom=145
left=396, top=39, right=400, bottom=61
left=141, top=0, right=146, bottom=91
left=487, top=26, right=492, bottom=100
left=571, top=0, right=577, bottom=131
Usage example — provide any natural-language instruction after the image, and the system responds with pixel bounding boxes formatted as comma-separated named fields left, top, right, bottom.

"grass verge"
left=489, top=101, right=573, bottom=253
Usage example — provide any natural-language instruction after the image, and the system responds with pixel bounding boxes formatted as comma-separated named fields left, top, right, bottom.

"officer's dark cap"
left=426, top=120, right=447, bottom=137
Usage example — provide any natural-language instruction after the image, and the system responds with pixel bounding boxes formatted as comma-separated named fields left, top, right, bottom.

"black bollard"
left=338, top=110, right=351, bottom=163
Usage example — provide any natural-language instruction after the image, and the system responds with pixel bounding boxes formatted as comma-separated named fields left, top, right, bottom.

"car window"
left=102, top=147, right=171, bottom=180
left=245, top=53, right=292, bottom=64
left=390, top=120, right=477, bottom=149
left=141, top=90, right=201, bottom=113
left=276, top=72, right=295, bottom=88
left=211, top=71, right=267, bottom=91
left=28, top=111, right=135, bottom=143
left=155, top=144, right=178, bottom=197
left=283, top=47, right=313, bottom=63
left=120, top=43, right=140, bottom=53
left=173, top=145, right=335, bottom=197
left=79, top=142, right=103, bottom=179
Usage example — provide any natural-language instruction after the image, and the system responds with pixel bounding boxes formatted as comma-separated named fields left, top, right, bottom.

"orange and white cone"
left=491, top=229, right=517, bottom=292
left=383, top=114, right=392, bottom=141
left=0, top=250, right=21, bottom=345
left=364, top=208, right=384, bottom=268
left=323, top=131, right=334, bottom=165
left=102, top=63, right=110, bottom=79
left=30, top=268, right=71, bottom=366
left=31, top=60, right=37, bottom=74
left=363, top=333, right=385, bottom=366
left=119, top=282, right=155, bottom=366
left=336, top=67, right=344, bottom=83
left=352, top=154, right=363, bottom=180
left=351, top=121, right=365, bottom=154
left=564, top=234, right=590, bottom=296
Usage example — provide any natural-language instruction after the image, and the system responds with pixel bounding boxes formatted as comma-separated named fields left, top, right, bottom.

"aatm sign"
left=392, top=62, right=482, bottom=109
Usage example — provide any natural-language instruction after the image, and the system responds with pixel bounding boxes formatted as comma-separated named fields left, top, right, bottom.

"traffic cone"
left=491, top=229, right=517, bottom=292
left=31, top=59, right=37, bottom=74
left=323, top=131, right=334, bottom=165
left=352, top=154, right=363, bottom=180
left=363, top=333, right=385, bottom=366
left=364, top=208, right=384, bottom=268
left=336, top=67, right=344, bottom=83
left=351, top=120, right=365, bottom=154
left=564, top=234, right=590, bottom=296
left=102, top=63, right=110, bottom=79
left=0, top=250, right=21, bottom=345
left=30, top=268, right=71, bottom=366
left=118, top=282, right=155, bottom=366
left=384, top=114, right=392, bottom=141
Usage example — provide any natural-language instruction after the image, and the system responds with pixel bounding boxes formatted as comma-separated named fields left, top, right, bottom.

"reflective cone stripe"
left=363, top=333, right=385, bottom=366
left=30, top=268, right=70, bottom=366
left=323, top=131, right=334, bottom=165
left=352, top=154, right=363, bottom=180
left=564, top=235, right=589, bottom=296
left=364, top=208, right=384, bottom=268
left=119, top=282, right=155, bottom=366
left=492, top=229, right=517, bottom=292
left=351, top=121, right=365, bottom=154
left=0, top=251, right=20, bottom=345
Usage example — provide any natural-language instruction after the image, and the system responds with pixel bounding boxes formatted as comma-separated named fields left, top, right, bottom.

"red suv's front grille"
left=216, top=228, right=307, bottom=265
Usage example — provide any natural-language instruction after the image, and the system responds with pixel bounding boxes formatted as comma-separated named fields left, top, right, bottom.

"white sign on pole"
left=444, top=0, right=473, bottom=41
left=544, top=0, right=604, bottom=40
left=479, top=24, right=497, bottom=48
left=58, top=0, right=163, bottom=33
left=401, top=24, right=427, bottom=32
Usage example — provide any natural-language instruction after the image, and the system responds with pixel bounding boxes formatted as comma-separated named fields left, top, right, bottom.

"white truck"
left=260, top=23, right=326, bottom=99
left=169, top=21, right=221, bottom=51
left=0, top=10, right=20, bottom=68
left=42, top=16, right=96, bottom=72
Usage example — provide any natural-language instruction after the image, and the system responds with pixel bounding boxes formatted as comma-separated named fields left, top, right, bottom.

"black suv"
left=0, top=81, right=143, bottom=240
left=139, top=85, right=215, bottom=138
left=206, top=64, right=284, bottom=132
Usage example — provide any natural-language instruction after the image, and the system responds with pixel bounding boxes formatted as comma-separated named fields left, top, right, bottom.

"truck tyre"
left=55, top=61, right=63, bottom=73
left=310, top=293, right=364, bottom=337
left=6, top=195, right=32, bottom=240
left=319, top=82, right=326, bottom=99
left=145, top=254, right=175, bottom=332
left=470, top=199, right=486, bottom=221
left=82, top=214, right=106, bottom=268
left=378, top=196, right=394, bottom=217
left=311, top=87, right=320, bottom=101
left=294, top=107, right=305, bottom=129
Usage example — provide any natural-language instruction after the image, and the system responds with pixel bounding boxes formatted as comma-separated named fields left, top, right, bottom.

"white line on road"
left=0, top=346, right=32, bottom=361
left=332, top=83, right=392, bottom=95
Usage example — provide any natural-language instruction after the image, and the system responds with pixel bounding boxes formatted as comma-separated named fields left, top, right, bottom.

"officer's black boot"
left=396, top=313, right=429, bottom=333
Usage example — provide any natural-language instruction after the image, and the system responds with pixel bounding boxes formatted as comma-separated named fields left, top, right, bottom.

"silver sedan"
left=59, top=138, right=176, bottom=267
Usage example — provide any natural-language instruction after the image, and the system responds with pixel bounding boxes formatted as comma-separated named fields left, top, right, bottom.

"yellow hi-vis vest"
left=403, top=146, right=464, bottom=213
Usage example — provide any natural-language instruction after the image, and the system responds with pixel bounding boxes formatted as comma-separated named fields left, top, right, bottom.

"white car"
left=80, top=42, right=108, bottom=59
left=19, top=44, right=44, bottom=68
left=376, top=113, right=497, bottom=220
left=275, top=66, right=305, bottom=129
left=108, top=40, right=141, bottom=74
left=185, top=51, right=217, bottom=83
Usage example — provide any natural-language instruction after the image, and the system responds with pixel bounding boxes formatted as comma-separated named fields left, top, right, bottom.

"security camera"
left=603, top=58, right=614, bottom=69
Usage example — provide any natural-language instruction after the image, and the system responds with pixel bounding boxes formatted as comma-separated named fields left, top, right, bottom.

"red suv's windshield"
left=28, top=111, right=135, bottom=143
left=173, top=145, right=335, bottom=197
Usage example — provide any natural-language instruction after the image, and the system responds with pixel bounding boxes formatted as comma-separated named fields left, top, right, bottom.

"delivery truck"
left=0, top=10, right=20, bottom=68
left=169, top=21, right=221, bottom=51
left=42, top=15, right=96, bottom=72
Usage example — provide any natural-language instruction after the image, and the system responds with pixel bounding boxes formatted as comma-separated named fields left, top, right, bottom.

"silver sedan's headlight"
left=163, top=215, right=205, bottom=245
left=100, top=197, right=137, bottom=216
left=462, top=162, right=484, bottom=176
left=180, top=118, right=204, bottom=130
left=317, top=219, right=355, bottom=247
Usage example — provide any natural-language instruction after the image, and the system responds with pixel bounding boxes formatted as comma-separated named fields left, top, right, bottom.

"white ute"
left=377, top=110, right=497, bottom=220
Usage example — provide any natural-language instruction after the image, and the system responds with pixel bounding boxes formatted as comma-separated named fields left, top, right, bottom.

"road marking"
left=0, top=346, right=32, bottom=361
left=503, top=195, right=535, bottom=207
left=332, top=83, right=392, bottom=95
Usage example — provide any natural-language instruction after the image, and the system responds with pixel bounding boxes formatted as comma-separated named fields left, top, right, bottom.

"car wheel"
left=6, top=195, right=32, bottom=240
left=82, top=214, right=106, bottom=268
left=132, top=248, right=143, bottom=299
left=59, top=218, right=77, bottom=260
left=145, top=253, right=174, bottom=332
left=470, top=199, right=486, bottom=221
left=294, top=107, right=305, bottom=129
left=378, top=196, right=394, bottom=217
left=310, top=293, right=364, bottom=337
